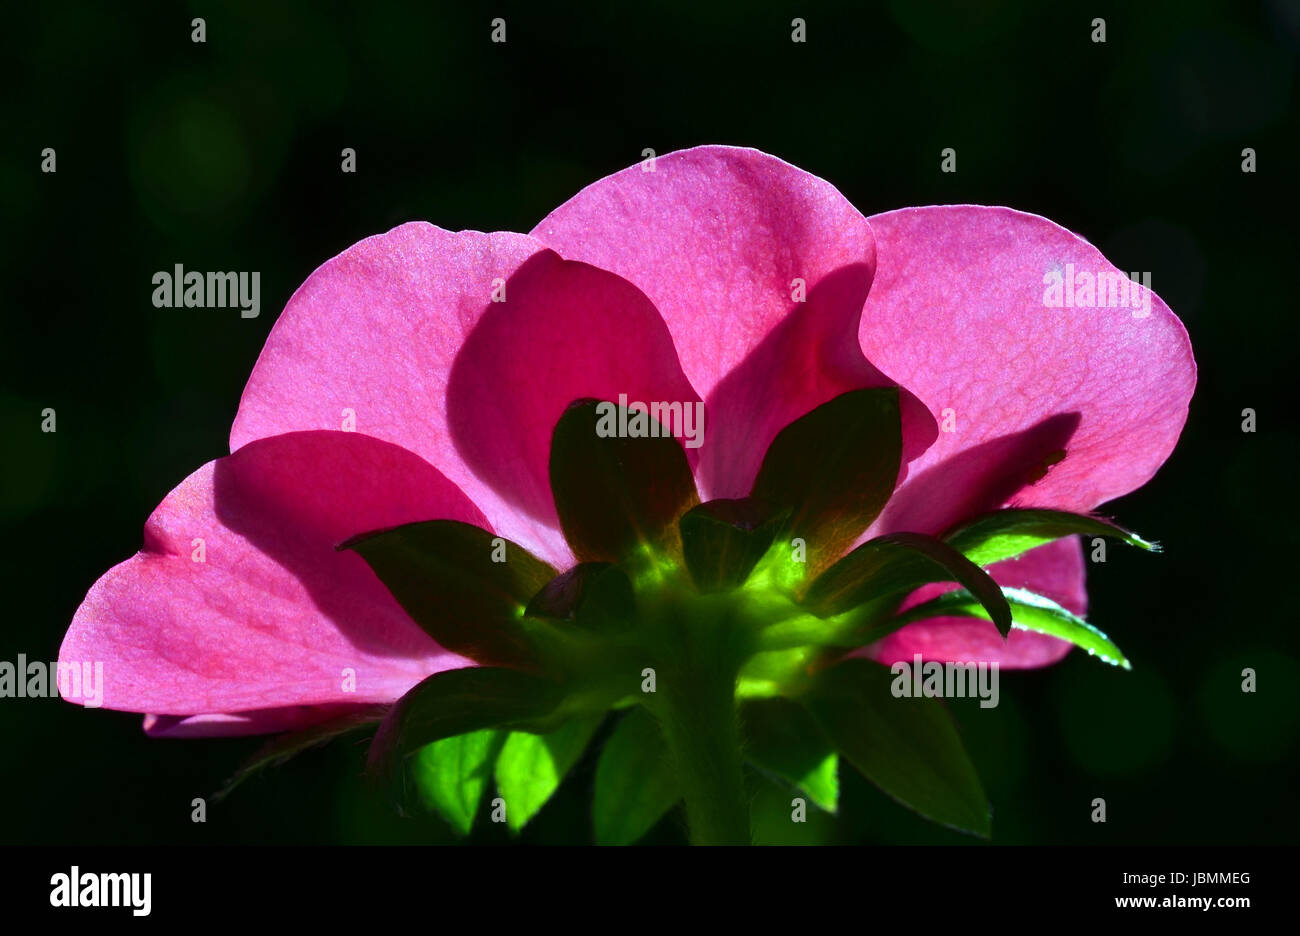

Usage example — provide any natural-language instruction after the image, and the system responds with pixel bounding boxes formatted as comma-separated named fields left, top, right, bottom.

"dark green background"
left=3, top=0, right=1297, bottom=844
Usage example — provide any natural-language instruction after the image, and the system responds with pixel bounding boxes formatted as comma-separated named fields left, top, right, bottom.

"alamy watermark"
left=0, top=655, right=103, bottom=707
left=595, top=394, right=705, bottom=449
left=50, top=867, right=151, bottom=916
left=152, top=264, right=260, bottom=318
left=890, top=654, right=999, bottom=709
left=1043, top=264, right=1151, bottom=319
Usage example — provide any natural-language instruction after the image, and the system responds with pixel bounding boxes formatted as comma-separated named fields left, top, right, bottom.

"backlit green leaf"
left=895, top=586, right=1131, bottom=669
left=743, top=697, right=838, bottom=812
left=411, top=729, right=504, bottom=836
left=748, top=770, right=839, bottom=845
left=944, top=508, right=1158, bottom=567
left=367, top=666, right=566, bottom=782
left=593, top=708, right=680, bottom=845
left=495, top=715, right=604, bottom=832
left=802, top=659, right=990, bottom=837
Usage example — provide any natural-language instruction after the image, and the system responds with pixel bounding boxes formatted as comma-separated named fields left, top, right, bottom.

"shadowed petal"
left=446, top=250, right=702, bottom=539
left=532, top=145, right=935, bottom=500
left=229, top=223, right=574, bottom=566
left=61, top=431, right=487, bottom=722
left=862, top=206, right=1196, bottom=538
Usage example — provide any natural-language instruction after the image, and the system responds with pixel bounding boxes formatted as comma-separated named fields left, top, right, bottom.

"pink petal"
left=862, top=206, right=1196, bottom=537
left=61, top=431, right=485, bottom=720
left=865, top=537, right=1085, bottom=669
left=531, top=145, right=935, bottom=500
left=444, top=250, right=703, bottom=539
left=229, top=223, right=574, bottom=567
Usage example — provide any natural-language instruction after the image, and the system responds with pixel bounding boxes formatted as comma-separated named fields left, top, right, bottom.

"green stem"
left=644, top=594, right=753, bottom=845
left=656, top=667, right=751, bottom=845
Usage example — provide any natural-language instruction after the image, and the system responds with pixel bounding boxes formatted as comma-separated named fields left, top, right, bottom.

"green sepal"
left=805, top=531, right=1013, bottom=637
left=549, top=398, right=699, bottom=567
left=749, top=388, right=901, bottom=579
left=341, top=520, right=555, bottom=669
left=680, top=497, right=786, bottom=592
left=525, top=562, right=636, bottom=633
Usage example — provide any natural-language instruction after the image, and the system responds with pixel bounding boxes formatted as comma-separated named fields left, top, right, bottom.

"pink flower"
left=61, top=145, right=1195, bottom=738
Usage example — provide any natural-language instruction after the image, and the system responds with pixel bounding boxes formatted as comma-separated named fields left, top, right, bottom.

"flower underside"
left=57, top=147, right=1196, bottom=847
left=224, top=389, right=1156, bottom=844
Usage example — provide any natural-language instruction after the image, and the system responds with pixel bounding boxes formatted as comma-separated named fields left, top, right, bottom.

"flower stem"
left=647, top=602, right=753, bottom=845
left=657, top=669, right=751, bottom=845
